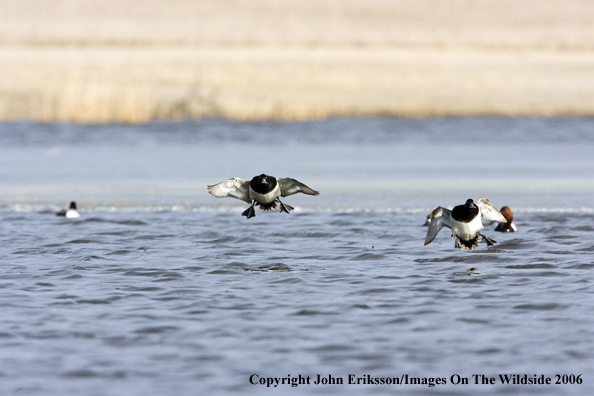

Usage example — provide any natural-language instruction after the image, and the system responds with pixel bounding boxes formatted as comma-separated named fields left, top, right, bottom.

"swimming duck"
left=56, top=201, right=81, bottom=218
left=208, top=174, right=319, bottom=218
left=424, top=198, right=507, bottom=251
left=494, top=206, right=517, bottom=232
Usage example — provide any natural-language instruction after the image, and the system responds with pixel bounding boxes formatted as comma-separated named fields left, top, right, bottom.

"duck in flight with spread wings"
left=424, top=198, right=507, bottom=251
left=208, top=174, right=319, bottom=219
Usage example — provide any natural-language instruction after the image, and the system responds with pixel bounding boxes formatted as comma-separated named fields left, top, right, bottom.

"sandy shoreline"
left=1, top=0, right=594, bottom=122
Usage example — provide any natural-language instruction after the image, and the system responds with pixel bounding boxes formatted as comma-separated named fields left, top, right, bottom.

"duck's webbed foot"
left=241, top=203, right=257, bottom=219
left=479, top=233, right=496, bottom=246
left=278, top=199, right=294, bottom=214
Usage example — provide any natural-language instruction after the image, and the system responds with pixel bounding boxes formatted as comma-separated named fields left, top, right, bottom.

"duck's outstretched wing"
left=476, top=198, right=507, bottom=223
left=424, top=206, right=452, bottom=245
left=207, top=178, right=251, bottom=203
left=278, top=178, right=319, bottom=197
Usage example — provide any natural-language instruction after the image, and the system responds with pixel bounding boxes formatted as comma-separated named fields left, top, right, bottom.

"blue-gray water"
left=1, top=118, right=593, bottom=395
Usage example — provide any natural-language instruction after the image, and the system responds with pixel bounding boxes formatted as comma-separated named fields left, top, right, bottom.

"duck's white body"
left=450, top=212, right=483, bottom=241
left=249, top=183, right=281, bottom=204
left=65, top=209, right=81, bottom=219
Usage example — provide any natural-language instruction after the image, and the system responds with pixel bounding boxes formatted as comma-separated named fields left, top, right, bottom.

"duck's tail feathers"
left=258, top=202, right=278, bottom=211
left=455, top=235, right=482, bottom=251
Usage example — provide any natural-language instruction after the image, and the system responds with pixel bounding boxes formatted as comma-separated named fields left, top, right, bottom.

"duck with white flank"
left=424, top=198, right=507, bottom=251
left=494, top=206, right=517, bottom=232
left=56, top=201, right=81, bottom=218
left=208, top=174, right=319, bottom=219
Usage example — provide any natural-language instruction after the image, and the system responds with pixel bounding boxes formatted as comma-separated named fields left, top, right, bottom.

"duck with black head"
left=424, top=198, right=507, bottom=251
left=208, top=174, right=319, bottom=218
left=56, top=201, right=81, bottom=218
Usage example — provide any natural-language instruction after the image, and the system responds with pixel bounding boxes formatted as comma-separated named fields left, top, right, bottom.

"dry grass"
left=1, top=0, right=594, bottom=122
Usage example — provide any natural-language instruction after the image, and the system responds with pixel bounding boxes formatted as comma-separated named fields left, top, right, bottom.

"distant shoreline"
left=2, top=0, right=593, bottom=123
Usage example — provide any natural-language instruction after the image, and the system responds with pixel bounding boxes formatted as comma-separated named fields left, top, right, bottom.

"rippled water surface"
left=1, top=118, right=594, bottom=395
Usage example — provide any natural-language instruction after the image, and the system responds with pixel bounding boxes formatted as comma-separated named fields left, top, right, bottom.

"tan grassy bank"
left=1, top=0, right=594, bottom=123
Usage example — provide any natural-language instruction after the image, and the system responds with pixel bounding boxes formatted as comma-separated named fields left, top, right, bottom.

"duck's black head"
left=69, top=201, right=77, bottom=210
left=250, top=174, right=277, bottom=194
left=452, top=198, right=479, bottom=223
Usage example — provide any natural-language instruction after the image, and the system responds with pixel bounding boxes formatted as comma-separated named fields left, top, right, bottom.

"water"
left=1, top=117, right=593, bottom=395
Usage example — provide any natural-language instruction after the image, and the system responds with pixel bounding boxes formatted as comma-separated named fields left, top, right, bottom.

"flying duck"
left=424, top=198, right=507, bottom=251
left=56, top=201, right=81, bottom=218
left=494, top=206, right=517, bottom=232
left=207, top=174, right=319, bottom=218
